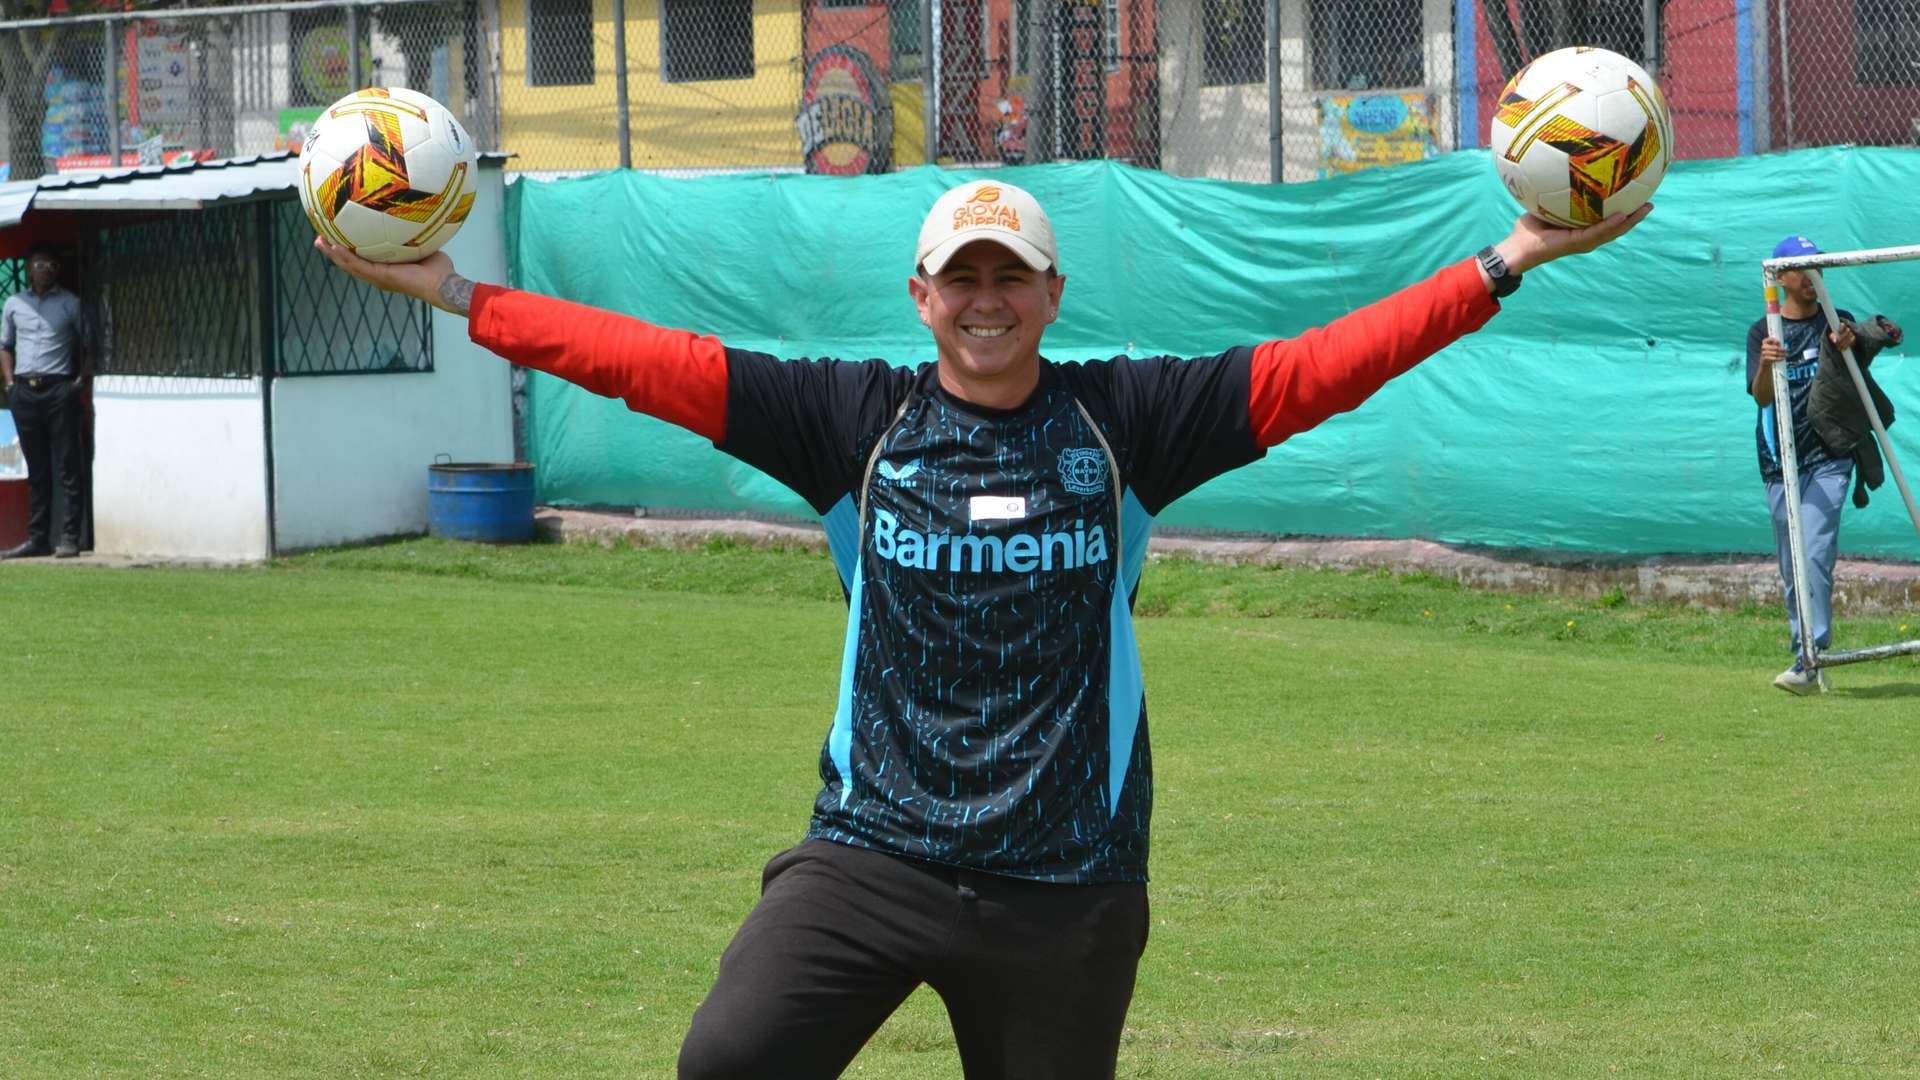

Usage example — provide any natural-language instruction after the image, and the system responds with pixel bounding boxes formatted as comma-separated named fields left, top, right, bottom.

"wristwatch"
left=1477, top=245, right=1523, bottom=298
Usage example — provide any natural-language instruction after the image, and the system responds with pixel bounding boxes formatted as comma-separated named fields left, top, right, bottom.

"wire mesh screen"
left=1, top=0, right=493, bottom=182
left=1465, top=1, right=1920, bottom=161
left=5, top=2, right=1919, bottom=184
left=273, top=199, right=434, bottom=376
left=91, top=205, right=260, bottom=378
left=1768, top=0, right=1920, bottom=151
left=792, top=0, right=1161, bottom=173
left=510, top=0, right=807, bottom=173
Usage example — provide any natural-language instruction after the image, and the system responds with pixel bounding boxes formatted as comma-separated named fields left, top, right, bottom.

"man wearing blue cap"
left=1745, top=234, right=1889, bottom=694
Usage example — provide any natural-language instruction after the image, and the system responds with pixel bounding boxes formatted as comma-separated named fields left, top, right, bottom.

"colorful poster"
left=129, top=21, right=195, bottom=144
left=277, top=107, right=326, bottom=153
left=1318, top=93, right=1437, bottom=178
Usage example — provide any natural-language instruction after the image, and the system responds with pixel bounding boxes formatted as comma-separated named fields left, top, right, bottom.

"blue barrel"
left=426, top=461, right=536, bottom=542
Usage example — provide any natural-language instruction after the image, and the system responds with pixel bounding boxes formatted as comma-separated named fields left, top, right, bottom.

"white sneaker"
left=1773, top=662, right=1828, bottom=696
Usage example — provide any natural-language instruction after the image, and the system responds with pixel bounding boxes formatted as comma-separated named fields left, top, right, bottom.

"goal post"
left=1760, top=244, right=1920, bottom=671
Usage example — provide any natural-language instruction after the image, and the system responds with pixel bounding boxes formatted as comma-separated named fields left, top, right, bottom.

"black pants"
left=10, top=376, right=85, bottom=547
left=679, top=840, right=1149, bottom=1080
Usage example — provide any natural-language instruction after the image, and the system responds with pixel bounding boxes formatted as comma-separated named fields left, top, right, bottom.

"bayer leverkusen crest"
left=797, top=46, right=894, bottom=176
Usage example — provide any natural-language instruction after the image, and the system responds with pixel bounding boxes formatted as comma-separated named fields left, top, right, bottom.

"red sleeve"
left=467, top=284, right=728, bottom=442
left=1248, top=258, right=1498, bottom=447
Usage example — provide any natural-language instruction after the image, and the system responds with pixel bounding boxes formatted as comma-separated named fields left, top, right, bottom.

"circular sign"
left=797, top=47, right=893, bottom=176
left=296, top=26, right=370, bottom=105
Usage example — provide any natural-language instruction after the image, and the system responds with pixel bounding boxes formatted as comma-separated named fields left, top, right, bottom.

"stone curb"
left=538, top=508, right=1920, bottom=616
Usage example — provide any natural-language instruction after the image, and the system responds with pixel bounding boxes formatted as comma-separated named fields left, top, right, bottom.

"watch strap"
left=1477, top=245, right=1522, bottom=298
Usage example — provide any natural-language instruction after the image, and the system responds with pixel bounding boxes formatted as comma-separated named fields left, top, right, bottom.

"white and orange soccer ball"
left=1489, top=46, right=1673, bottom=229
left=298, top=87, right=478, bottom=263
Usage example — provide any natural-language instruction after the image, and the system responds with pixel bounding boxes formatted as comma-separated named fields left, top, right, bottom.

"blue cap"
left=1773, top=235, right=1822, bottom=259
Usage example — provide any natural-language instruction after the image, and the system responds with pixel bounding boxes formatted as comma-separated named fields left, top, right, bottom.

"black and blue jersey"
left=721, top=354, right=1260, bottom=883
left=1748, top=309, right=1852, bottom=483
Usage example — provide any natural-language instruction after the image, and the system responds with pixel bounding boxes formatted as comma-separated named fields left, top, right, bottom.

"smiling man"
left=317, top=176, right=1647, bottom=1079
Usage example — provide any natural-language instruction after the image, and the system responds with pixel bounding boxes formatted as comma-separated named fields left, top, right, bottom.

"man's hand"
left=1493, top=203, right=1655, bottom=276
left=1759, top=336, right=1786, bottom=367
left=1829, top=321, right=1856, bottom=353
left=313, top=238, right=472, bottom=316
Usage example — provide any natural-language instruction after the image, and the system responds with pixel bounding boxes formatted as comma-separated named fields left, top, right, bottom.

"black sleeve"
left=719, top=350, right=915, bottom=514
left=1064, top=349, right=1264, bottom=516
left=1746, top=318, right=1766, bottom=392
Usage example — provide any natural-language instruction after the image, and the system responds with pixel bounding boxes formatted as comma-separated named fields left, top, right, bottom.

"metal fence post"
left=923, top=0, right=938, bottom=163
left=347, top=5, right=362, bottom=92
left=613, top=0, right=630, bottom=168
left=104, top=18, right=120, bottom=167
left=1641, top=0, right=1657, bottom=70
left=1265, top=0, right=1281, bottom=183
left=1775, top=0, right=1793, bottom=149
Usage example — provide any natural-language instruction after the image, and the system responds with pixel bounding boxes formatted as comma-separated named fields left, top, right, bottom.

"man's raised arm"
left=1248, top=206, right=1653, bottom=447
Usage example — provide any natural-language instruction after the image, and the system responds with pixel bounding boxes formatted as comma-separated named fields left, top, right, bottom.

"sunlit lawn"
left=3, top=538, right=1918, bottom=1077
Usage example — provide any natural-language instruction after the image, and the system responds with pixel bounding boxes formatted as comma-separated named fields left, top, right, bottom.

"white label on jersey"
left=970, top=496, right=1027, bottom=521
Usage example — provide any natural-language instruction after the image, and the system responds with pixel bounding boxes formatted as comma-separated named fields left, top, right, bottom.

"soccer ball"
left=298, top=87, right=478, bottom=263
left=1489, top=46, right=1673, bottom=229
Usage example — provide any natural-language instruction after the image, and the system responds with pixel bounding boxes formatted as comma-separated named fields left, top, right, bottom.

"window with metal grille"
left=1201, top=0, right=1264, bottom=87
left=1858, top=0, right=1920, bottom=87
left=89, top=201, right=431, bottom=378
left=1309, top=0, right=1421, bottom=91
left=1498, top=0, right=1653, bottom=69
left=890, top=0, right=924, bottom=80
left=528, top=0, right=596, bottom=87
left=272, top=199, right=432, bottom=376
left=818, top=0, right=866, bottom=10
left=93, top=206, right=261, bottom=378
left=660, top=0, right=755, bottom=82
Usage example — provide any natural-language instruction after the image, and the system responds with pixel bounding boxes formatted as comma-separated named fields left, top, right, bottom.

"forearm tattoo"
left=438, top=274, right=476, bottom=316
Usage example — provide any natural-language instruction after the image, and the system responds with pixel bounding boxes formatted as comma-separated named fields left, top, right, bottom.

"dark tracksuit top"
left=466, top=259, right=1498, bottom=885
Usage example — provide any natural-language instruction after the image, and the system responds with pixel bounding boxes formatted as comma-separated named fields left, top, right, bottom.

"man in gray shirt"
left=2, top=246, right=89, bottom=559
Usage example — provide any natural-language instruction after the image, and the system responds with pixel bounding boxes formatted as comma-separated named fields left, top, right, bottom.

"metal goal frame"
left=1762, top=244, right=1920, bottom=673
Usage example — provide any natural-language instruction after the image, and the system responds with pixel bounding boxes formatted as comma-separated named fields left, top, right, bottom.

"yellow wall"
left=499, top=0, right=805, bottom=171
left=889, top=81, right=926, bottom=168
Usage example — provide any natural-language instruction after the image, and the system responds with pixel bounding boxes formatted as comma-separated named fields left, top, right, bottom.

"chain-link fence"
left=79, top=197, right=434, bottom=378
left=1, top=0, right=492, bottom=181
left=2, top=1, right=1915, bottom=184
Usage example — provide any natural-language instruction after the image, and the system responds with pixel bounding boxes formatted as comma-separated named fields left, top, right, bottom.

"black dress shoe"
left=1, top=540, right=51, bottom=559
left=53, top=540, right=80, bottom=559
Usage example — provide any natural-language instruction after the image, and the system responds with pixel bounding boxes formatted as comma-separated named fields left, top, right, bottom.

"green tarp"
left=506, top=146, right=1920, bottom=559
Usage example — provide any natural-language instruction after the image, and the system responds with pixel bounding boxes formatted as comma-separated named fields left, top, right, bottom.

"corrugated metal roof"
left=1, top=152, right=299, bottom=227
left=31, top=154, right=302, bottom=215
left=2, top=151, right=509, bottom=229
left=0, top=179, right=41, bottom=231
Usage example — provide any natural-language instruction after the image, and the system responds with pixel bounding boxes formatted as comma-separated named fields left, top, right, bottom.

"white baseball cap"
left=915, top=179, right=1057, bottom=274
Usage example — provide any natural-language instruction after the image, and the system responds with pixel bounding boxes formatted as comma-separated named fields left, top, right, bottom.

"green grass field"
left=4, top=537, right=1919, bottom=1078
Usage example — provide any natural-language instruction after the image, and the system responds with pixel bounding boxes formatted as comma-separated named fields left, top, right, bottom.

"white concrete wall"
left=1158, top=0, right=1457, bottom=183
left=269, top=162, right=514, bottom=551
left=92, top=376, right=271, bottom=561
left=1157, top=0, right=1283, bottom=182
